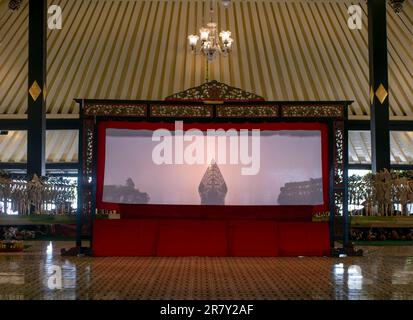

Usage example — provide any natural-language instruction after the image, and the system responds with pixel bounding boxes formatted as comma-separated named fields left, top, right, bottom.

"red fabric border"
left=96, top=121, right=329, bottom=212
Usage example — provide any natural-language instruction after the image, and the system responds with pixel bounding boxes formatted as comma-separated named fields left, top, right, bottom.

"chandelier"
left=187, top=0, right=234, bottom=62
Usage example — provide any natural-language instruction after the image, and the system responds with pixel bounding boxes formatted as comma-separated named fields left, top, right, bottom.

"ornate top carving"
left=165, top=80, right=265, bottom=101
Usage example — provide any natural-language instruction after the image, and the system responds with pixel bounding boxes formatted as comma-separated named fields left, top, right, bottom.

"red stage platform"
left=92, top=121, right=332, bottom=257
left=92, top=206, right=330, bottom=257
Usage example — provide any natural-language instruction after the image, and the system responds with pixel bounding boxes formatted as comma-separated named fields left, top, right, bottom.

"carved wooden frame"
left=76, top=95, right=351, bottom=252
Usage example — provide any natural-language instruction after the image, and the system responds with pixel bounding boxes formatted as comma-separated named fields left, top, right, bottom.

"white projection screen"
left=101, top=126, right=325, bottom=206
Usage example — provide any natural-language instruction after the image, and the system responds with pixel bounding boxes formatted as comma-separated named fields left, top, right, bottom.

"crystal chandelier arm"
left=209, top=0, right=214, bottom=23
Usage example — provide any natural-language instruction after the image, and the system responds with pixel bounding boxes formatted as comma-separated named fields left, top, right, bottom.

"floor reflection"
left=1, top=241, right=413, bottom=300
left=0, top=272, right=25, bottom=285
left=333, top=262, right=365, bottom=299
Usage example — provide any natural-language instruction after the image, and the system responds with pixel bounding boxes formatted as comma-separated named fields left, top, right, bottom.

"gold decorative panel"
left=83, top=104, right=147, bottom=117
left=150, top=104, right=213, bottom=118
left=375, top=84, right=388, bottom=104
left=80, top=101, right=347, bottom=120
left=281, top=105, right=344, bottom=118
left=29, top=81, right=42, bottom=102
left=216, top=105, right=279, bottom=118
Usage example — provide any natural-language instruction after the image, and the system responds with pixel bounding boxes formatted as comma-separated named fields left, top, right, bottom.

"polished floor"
left=1, top=241, right=413, bottom=300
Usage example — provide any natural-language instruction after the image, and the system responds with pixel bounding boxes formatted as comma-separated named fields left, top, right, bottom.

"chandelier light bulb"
left=219, top=31, right=231, bottom=43
left=199, top=28, right=210, bottom=42
left=188, top=34, right=199, bottom=49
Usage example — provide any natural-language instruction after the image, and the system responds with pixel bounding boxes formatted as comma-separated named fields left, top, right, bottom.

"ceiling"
left=349, top=130, right=413, bottom=165
left=0, top=130, right=78, bottom=163
left=0, top=0, right=412, bottom=118
left=0, top=0, right=412, bottom=165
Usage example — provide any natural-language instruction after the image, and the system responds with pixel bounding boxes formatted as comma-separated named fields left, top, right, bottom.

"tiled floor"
left=1, top=241, right=413, bottom=300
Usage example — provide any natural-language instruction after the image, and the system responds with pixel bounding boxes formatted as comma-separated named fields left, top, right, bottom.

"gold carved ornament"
left=84, top=103, right=147, bottom=117
left=281, top=105, right=344, bottom=118
left=216, top=105, right=279, bottom=118
left=165, top=80, right=265, bottom=102
left=150, top=104, right=213, bottom=118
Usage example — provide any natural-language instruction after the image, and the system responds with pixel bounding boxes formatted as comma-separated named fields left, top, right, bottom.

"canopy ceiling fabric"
left=0, top=130, right=78, bottom=163
left=0, top=0, right=412, bottom=165
left=349, top=131, right=413, bottom=165
left=0, top=0, right=412, bottom=118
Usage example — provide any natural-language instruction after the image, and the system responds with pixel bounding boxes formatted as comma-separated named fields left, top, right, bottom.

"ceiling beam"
left=368, top=0, right=390, bottom=172
left=0, top=119, right=80, bottom=130
left=349, top=163, right=413, bottom=171
left=27, top=0, right=47, bottom=177
left=0, top=162, right=79, bottom=170
left=348, top=120, right=413, bottom=131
